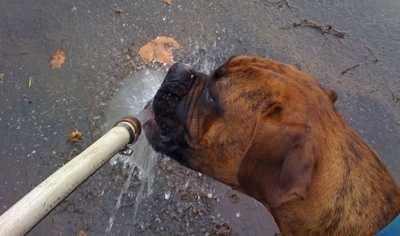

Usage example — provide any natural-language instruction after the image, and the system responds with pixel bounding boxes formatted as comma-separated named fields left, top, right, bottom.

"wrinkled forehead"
left=218, top=56, right=302, bottom=76
left=215, top=56, right=325, bottom=92
left=210, top=56, right=336, bottom=109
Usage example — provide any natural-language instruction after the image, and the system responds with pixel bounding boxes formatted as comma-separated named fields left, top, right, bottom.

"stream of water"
left=104, top=69, right=165, bottom=234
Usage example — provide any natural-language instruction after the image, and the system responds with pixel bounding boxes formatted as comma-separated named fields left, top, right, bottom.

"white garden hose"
left=0, top=116, right=141, bottom=236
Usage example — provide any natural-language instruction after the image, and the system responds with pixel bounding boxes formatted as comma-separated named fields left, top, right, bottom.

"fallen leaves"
left=138, top=36, right=182, bottom=66
left=115, top=6, right=122, bottom=14
left=50, top=48, right=66, bottom=69
left=164, top=0, right=173, bottom=5
left=77, top=230, right=87, bottom=236
left=0, top=73, right=4, bottom=81
left=68, top=130, right=83, bottom=143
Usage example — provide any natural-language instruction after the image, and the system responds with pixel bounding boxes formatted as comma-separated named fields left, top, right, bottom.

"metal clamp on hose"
left=113, top=116, right=141, bottom=144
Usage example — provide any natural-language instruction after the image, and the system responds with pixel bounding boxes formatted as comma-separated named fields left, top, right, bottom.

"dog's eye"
left=202, top=86, right=222, bottom=114
left=206, top=89, right=214, bottom=102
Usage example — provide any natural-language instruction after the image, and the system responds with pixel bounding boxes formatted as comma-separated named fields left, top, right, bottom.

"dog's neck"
left=268, top=125, right=400, bottom=235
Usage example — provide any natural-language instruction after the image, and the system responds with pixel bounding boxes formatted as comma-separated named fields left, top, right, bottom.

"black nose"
left=163, top=62, right=193, bottom=83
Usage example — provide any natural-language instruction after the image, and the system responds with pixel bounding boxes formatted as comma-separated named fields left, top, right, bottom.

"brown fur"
left=146, top=56, right=400, bottom=235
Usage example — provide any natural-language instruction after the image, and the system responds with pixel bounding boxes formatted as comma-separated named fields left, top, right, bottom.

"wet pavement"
left=1, top=0, right=400, bottom=235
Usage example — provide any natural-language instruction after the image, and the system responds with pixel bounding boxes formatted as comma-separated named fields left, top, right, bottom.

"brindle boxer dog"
left=144, top=56, right=400, bottom=235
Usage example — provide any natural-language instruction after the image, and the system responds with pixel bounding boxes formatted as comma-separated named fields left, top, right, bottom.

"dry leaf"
left=115, top=6, right=122, bottom=14
left=77, top=230, right=87, bottom=236
left=68, top=130, right=83, bottom=143
left=50, top=48, right=66, bottom=69
left=138, top=36, right=182, bottom=66
left=0, top=73, right=4, bottom=81
left=164, top=0, right=173, bottom=5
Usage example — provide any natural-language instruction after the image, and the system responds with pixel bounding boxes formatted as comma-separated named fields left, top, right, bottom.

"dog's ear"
left=238, top=103, right=318, bottom=208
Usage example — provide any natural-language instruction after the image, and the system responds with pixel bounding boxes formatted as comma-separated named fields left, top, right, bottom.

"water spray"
left=0, top=116, right=141, bottom=236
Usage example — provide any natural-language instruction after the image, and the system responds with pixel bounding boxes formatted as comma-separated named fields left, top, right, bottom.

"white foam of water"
left=104, top=68, right=166, bottom=129
left=104, top=69, right=166, bottom=234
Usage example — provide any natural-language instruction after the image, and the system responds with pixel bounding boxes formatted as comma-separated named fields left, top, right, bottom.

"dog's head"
left=145, top=56, right=338, bottom=208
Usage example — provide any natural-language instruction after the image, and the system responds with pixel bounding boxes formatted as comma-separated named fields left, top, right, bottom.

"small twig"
left=340, top=64, right=360, bottom=75
left=260, top=0, right=297, bottom=10
left=283, top=19, right=348, bottom=39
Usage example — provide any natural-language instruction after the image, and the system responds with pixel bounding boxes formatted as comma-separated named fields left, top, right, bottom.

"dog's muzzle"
left=144, top=63, right=206, bottom=160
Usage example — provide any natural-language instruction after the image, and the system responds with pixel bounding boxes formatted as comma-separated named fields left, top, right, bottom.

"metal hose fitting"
left=113, top=116, right=141, bottom=144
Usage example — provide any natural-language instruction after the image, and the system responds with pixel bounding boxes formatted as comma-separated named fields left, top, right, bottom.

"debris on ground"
left=50, top=47, right=66, bottom=69
left=341, top=64, right=360, bottom=75
left=68, top=130, right=83, bottom=143
left=260, top=0, right=297, bottom=10
left=23, top=94, right=32, bottom=104
left=138, top=36, right=182, bottom=66
left=77, top=230, right=87, bottom=236
left=390, top=89, right=400, bottom=103
left=0, top=73, right=4, bottom=81
left=283, top=19, right=348, bottom=39
left=115, top=6, right=122, bottom=14
left=164, top=0, right=173, bottom=5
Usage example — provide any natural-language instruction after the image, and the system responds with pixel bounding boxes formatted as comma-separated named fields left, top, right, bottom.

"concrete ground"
left=1, top=0, right=400, bottom=235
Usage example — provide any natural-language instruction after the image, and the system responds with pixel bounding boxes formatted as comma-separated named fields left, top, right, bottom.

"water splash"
left=104, top=69, right=165, bottom=234
left=104, top=68, right=165, bottom=130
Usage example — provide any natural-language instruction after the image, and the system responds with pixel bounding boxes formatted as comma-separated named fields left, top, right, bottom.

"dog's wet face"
left=144, top=56, right=337, bottom=191
left=144, top=63, right=211, bottom=163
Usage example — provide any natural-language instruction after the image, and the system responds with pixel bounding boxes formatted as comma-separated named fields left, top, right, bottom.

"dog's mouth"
left=143, top=63, right=208, bottom=162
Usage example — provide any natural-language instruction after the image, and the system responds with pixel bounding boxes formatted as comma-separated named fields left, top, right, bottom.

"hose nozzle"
left=114, top=116, right=141, bottom=144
